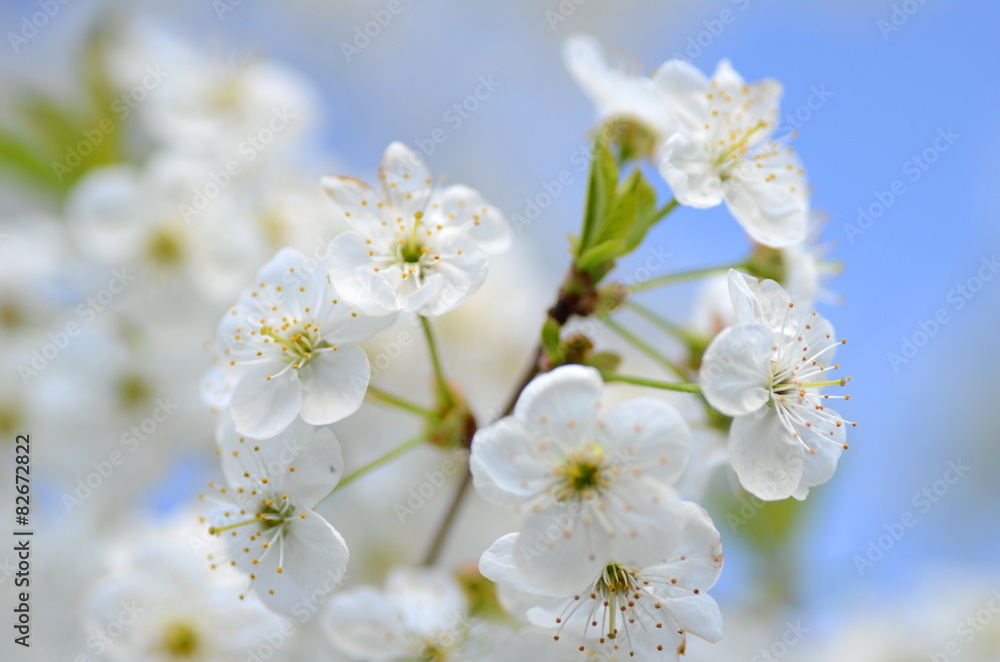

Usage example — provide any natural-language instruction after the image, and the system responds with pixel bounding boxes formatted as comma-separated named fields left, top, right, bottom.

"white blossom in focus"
left=205, top=417, right=348, bottom=616
left=323, top=142, right=510, bottom=317
left=699, top=270, right=853, bottom=500
left=470, top=365, right=690, bottom=595
left=214, top=247, right=395, bottom=439
left=482, top=502, right=724, bottom=660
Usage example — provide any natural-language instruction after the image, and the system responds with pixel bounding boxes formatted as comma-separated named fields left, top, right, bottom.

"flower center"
left=594, top=563, right=640, bottom=640
left=261, top=323, right=327, bottom=368
left=555, top=449, right=608, bottom=502
left=117, top=372, right=153, bottom=412
left=160, top=621, right=200, bottom=658
left=146, top=226, right=186, bottom=267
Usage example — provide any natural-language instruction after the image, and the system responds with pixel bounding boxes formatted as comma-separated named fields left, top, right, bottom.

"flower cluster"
left=11, top=19, right=857, bottom=662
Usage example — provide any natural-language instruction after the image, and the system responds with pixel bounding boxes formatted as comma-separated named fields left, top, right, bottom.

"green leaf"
left=0, top=129, right=62, bottom=192
left=577, top=238, right=625, bottom=275
left=577, top=139, right=618, bottom=257
left=541, top=318, right=564, bottom=365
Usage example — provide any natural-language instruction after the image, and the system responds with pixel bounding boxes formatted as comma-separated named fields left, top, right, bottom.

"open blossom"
left=470, top=365, right=690, bottom=595
left=563, top=35, right=808, bottom=248
left=482, top=502, right=724, bottom=660
left=323, top=142, right=510, bottom=317
left=205, top=417, right=348, bottom=616
left=323, top=566, right=506, bottom=661
left=699, top=270, right=853, bottom=501
left=215, top=247, right=395, bottom=439
left=654, top=59, right=808, bottom=248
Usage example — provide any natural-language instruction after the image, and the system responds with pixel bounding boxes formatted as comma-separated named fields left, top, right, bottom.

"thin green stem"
left=624, top=300, right=698, bottom=345
left=366, top=385, right=437, bottom=419
left=604, top=318, right=689, bottom=381
left=601, top=371, right=701, bottom=394
left=420, top=316, right=454, bottom=408
left=421, top=341, right=543, bottom=567
left=650, top=197, right=679, bottom=224
left=323, top=434, right=427, bottom=500
left=630, top=260, right=746, bottom=293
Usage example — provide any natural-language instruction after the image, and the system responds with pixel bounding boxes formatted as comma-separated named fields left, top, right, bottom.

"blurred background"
left=1, top=0, right=998, bottom=660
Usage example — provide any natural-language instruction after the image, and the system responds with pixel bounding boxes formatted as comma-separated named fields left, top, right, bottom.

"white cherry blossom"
left=205, top=417, right=348, bottom=616
left=323, top=142, right=510, bottom=317
left=215, top=247, right=395, bottom=439
left=482, top=502, right=724, bottom=660
left=654, top=59, right=808, bottom=248
left=699, top=270, right=853, bottom=500
left=470, top=365, right=690, bottom=595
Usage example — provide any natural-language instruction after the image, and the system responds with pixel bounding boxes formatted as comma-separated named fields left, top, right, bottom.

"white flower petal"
left=699, top=324, right=774, bottom=416
left=243, top=512, right=348, bottom=618
left=598, top=397, right=690, bottom=485
left=515, top=505, right=610, bottom=596
left=729, top=408, right=804, bottom=501
left=385, top=566, right=468, bottom=638
left=659, top=130, right=725, bottom=208
left=470, top=417, right=557, bottom=507
left=723, top=142, right=809, bottom=248
left=479, top=533, right=550, bottom=595
left=727, top=269, right=795, bottom=331
left=379, top=142, right=433, bottom=218
left=794, top=404, right=845, bottom=494
left=605, top=483, right=687, bottom=568
left=297, top=345, right=369, bottom=426
left=649, top=502, right=724, bottom=592
left=430, top=184, right=510, bottom=254
left=320, top=174, right=382, bottom=233
left=326, top=231, right=402, bottom=315
left=513, top=365, right=602, bottom=445
left=324, top=587, right=409, bottom=659
left=651, top=58, right=712, bottom=131
left=230, top=361, right=302, bottom=439
left=563, top=35, right=677, bottom=139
